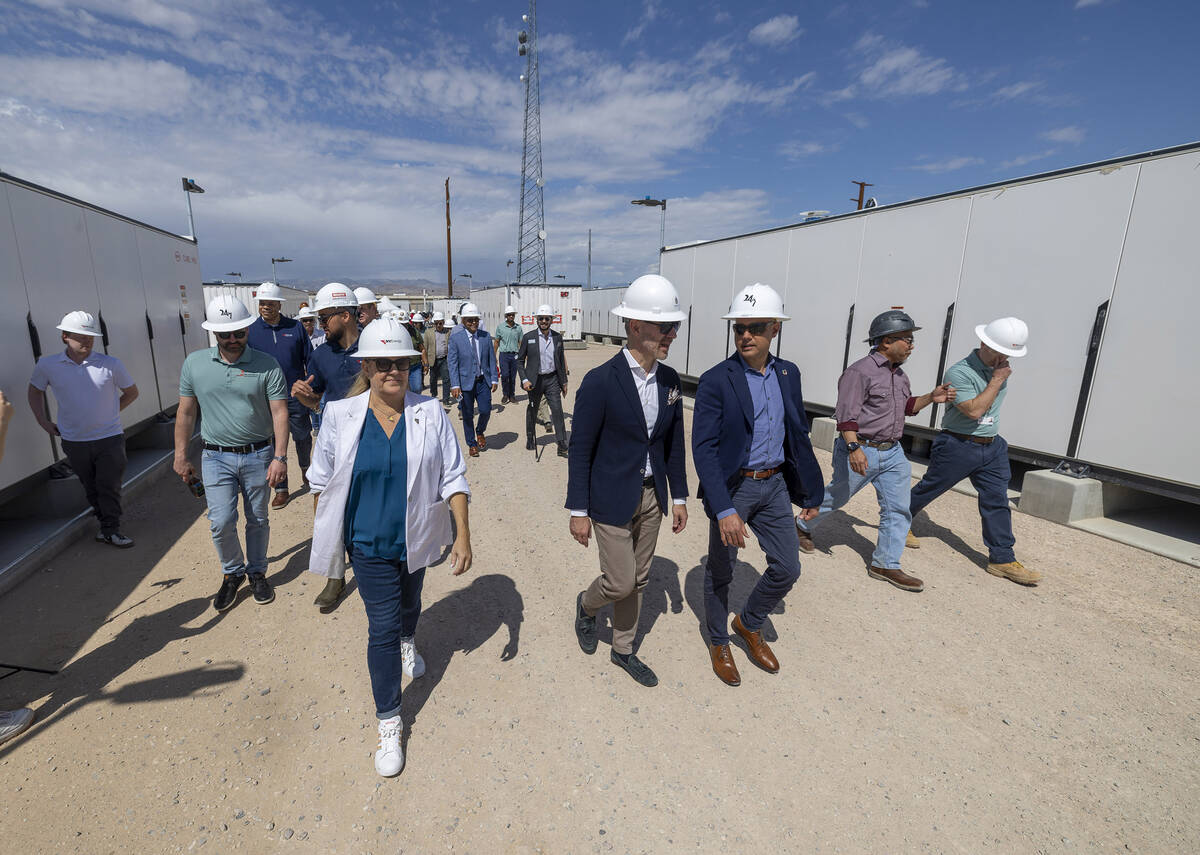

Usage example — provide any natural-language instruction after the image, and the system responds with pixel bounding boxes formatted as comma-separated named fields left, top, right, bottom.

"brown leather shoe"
left=795, top=524, right=815, bottom=554
left=986, top=560, right=1040, bottom=586
left=868, top=565, right=924, bottom=592
left=270, top=491, right=289, bottom=510
left=476, top=433, right=487, bottom=450
left=468, top=446, right=479, bottom=457
left=709, top=643, right=741, bottom=686
left=732, top=614, right=780, bottom=673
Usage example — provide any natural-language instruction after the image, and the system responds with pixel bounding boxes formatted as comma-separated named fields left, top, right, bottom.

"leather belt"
left=858, top=438, right=898, bottom=450
left=945, top=431, right=995, bottom=445
left=203, top=438, right=271, bottom=454
left=642, top=475, right=655, bottom=487
left=741, top=467, right=780, bottom=480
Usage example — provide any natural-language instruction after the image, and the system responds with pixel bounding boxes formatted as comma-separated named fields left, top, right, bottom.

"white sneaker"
left=95, top=532, right=135, bottom=548
left=374, top=716, right=404, bottom=777
left=401, top=638, right=425, bottom=679
left=0, top=708, right=34, bottom=745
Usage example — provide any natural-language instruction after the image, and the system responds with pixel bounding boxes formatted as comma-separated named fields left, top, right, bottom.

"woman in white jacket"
left=307, top=317, right=472, bottom=777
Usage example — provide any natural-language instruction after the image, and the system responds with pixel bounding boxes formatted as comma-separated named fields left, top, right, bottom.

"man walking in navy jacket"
left=692, top=283, right=824, bottom=687
left=567, top=275, right=689, bottom=688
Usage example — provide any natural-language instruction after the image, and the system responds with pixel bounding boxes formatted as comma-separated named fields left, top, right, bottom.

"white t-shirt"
left=30, top=351, right=134, bottom=442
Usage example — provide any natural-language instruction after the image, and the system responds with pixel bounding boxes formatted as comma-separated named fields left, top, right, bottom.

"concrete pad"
left=1074, top=510, right=1200, bottom=568
left=810, top=416, right=837, bottom=452
left=1018, top=469, right=1104, bottom=524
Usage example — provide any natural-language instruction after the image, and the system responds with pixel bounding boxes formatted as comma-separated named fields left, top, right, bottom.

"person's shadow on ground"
left=401, top=574, right=523, bottom=753
left=911, top=512, right=990, bottom=567
left=592, top=557, right=683, bottom=654
left=684, top=555, right=787, bottom=648
left=0, top=594, right=243, bottom=758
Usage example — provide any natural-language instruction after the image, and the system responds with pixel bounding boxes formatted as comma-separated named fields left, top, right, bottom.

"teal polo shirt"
left=493, top=322, right=523, bottom=353
left=940, top=349, right=1006, bottom=437
left=180, top=346, right=288, bottom=447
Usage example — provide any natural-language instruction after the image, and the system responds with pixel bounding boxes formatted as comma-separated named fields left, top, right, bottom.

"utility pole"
left=851, top=180, right=874, bottom=210
left=445, top=177, right=454, bottom=298
left=586, top=229, right=592, bottom=289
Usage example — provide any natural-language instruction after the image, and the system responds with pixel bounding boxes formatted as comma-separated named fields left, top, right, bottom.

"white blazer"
left=306, top=390, right=470, bottom=577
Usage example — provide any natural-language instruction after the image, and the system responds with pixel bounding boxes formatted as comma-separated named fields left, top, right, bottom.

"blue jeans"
left=798, top=437, right=912, bottom=570
left=499, top=352, right=519, bottom=399
left=201, top=445, right=273, bottom=576
left=351, top=546, right=426, bottom=719
left=705, top=473, right=803, bottom=645
left=283, top=398, right=312, bottom=490
left=911, top=433, right=1016, bottom=564
left=459, top=375, right=492, bottom=446
left=409, top=363, right=424, bottom=393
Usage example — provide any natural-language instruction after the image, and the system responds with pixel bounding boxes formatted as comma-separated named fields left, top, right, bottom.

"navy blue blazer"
left=691, top=354, right=824, bottom=520
left=566, top=352, right=688, bottom=526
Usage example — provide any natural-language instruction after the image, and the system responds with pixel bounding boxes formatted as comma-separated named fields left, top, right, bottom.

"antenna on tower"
left=516, top=1, right=547, bottom=284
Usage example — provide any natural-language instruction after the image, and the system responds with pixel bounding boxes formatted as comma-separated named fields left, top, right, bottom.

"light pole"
left=225, top=272, right=243, bottom=282
left=553, top=274, right=566, bottom=280
left=456, top=273, right=472, bottom=294
left=182, top=177, right=205, bottom=240
left=631, top=196, right=667, bottom=272
left=271, top=256, right=293, bottom=284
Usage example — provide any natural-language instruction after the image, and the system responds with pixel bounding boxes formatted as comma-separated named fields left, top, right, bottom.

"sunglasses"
left=649, top=321, right=681, bottom=334
left=318, top=311, right=348, bottom=326
left=215, top=330, right=248, bottom=341
left=885, top=336, right=915, bottom=345
left=732, top=322, right=770, bottom=337
left=369, top=357, right=410, bottom=373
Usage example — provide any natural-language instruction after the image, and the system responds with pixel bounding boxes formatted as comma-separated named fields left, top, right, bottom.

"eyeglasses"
left=536, top=316, right=552, bottom=322
left=370, top=357, right=410, bottom=373
left=215, top=330, right=248, bottom=341
left=732, top=322, right=770, bottom=337
left=649, top=321, right=681, bottom=335
left=885, top=336, right=915, bottom=345
left=318, top=311, right=347, bottom=326
left=463, top=317, right=480, bottom=324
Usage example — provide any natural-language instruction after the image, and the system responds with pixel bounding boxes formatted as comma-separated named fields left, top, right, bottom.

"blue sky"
left=1, top=0, right=1196, bottom=287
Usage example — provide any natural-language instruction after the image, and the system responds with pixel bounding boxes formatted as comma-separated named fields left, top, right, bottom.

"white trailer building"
left=658, top=142, right=1200, bottom=499
left=1, top=171, right=208, bottom=498
left=580, top=285, right=629, bottom=341
left=468, top=284, right=583, bottom=341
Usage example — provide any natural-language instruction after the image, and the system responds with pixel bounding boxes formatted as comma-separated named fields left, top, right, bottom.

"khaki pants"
left=582, top=485, right=662, bottom=655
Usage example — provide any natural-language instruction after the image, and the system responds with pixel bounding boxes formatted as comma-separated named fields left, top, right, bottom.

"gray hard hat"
left=865, top=309, right=921, bottom=343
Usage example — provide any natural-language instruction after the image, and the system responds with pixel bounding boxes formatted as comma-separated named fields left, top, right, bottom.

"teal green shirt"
left=346, top=411, right=407, bottom=561
left=180, top=346, right=287, bottom=446
left=940, top=349, right=1006, bottom=437
left=493, top=322, right=523, bottom=353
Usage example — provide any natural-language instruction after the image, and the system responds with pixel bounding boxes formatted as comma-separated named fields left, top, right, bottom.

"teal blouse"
left=345, top=410, right=407, bottom=560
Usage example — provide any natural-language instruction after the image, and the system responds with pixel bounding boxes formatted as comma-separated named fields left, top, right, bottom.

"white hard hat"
left=202, top=294, right=254, bottom=332
left=976, top=317, right=1028, bottom=358
left=355, top=318, right=422, bottom=359
left=534, top=304, right=555, bottom=317
left=376, top=296, right=398, bottom=313
left=297, top=306, right=315, bottom=319
left=612, top=274, right=687, bottom=322
left=313, top=282, right=358, bottom=312
left=431, top=312, right=445, bottom=322
left=255, top=282, right=284, bottom=303
left=353, top=287, right=378, bottom=306
left=56, top=310, right=102, bottom=336
left=722, top=282, right=790, bottom=321
left=504, top=305, right=517, bottom=314
left=460, top=303, right=482, bottom=318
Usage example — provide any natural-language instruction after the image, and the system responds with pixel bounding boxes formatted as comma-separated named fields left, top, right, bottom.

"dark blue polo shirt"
left=308, top=337, right=362, bottom=403
left=246, top=316, right=312, bottom=393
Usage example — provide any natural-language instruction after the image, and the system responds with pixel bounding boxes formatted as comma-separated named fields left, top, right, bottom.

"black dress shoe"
left=247, top=572, right=275, bottom=604
left=214, top=574, right=244, bottom=612
left=526, top=435, right=535, bottom=451
left=557, top=443, right=569, bottom=458
left=611, top=651, right=658, bottom=687
left=575, top=591, right=597, bottom=654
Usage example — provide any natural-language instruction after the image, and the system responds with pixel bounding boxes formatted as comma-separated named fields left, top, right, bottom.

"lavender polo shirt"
left=834, top=350, right=917, bottom=441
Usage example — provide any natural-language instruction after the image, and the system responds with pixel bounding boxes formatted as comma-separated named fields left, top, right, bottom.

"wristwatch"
left=272, top=455, right=287, bottom=463
left=845, top=441, right=861, bottom=453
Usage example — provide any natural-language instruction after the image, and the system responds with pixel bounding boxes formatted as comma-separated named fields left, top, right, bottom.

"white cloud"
left=748, top=15, right=803, bottom=47
left=851, top=33, right=966, bottom=98
left=1000, top=149, right=1057, bottom=170
left=0, top=55, right=192, bottom=115
left=909, top=156, right=983, bottom=173
left=994, top=80, right=1043, bottom=101
left=779, top=140, right=833, bottom=159
left=1042, top=125, right=1086, bottom=144
left=622, top=0, right=662, bottom=45
left=1074, top=0, right=1104, bottom=8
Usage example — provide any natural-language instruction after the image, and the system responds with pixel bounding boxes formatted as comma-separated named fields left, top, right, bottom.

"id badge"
left=980, top=415, right=995, bottom=426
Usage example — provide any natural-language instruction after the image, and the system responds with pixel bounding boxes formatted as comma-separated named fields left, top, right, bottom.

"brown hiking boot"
left=986, top=560, right=1040, bottom=586
left=905, top=531, right=920, bottom=549
left=868, top=565, right=924, bottom=592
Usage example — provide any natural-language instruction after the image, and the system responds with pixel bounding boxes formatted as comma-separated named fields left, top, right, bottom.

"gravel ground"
left=1, top=342, right=1197, bottom=854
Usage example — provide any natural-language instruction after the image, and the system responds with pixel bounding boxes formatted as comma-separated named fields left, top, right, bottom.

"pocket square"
left=666, top=387, right=682, bottom=406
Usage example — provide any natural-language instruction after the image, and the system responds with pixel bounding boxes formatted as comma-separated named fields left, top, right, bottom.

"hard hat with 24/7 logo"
left=355, top=318, right=423, bottom=359
left=612, top=274, right=688, bottom=322
left=313, top=282, right=358, bottom=312
left=975, top=317, right=1028, bottom=358
left=202, top=295, right=255, bottom=332
left=57, top=310, right=102, bottom=336
left=722, top=283, right=790, bottom=321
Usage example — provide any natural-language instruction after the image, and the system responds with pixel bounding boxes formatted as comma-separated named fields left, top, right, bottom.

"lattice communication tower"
left=516, top=0, right=547, bottom=284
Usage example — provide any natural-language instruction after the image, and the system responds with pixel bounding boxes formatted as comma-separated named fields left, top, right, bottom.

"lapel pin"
left=781, top=368, right=788, bottom=375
